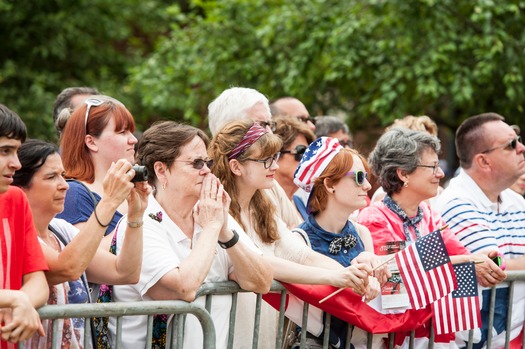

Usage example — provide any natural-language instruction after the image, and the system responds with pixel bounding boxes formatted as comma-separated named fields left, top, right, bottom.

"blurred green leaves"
left=2, top=0, right=525, bottom=140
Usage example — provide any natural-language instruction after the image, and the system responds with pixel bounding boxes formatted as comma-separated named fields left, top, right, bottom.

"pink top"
left=358, top=200, right=468, bottom=256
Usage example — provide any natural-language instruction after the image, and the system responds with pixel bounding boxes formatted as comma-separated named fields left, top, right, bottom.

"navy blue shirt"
left=57, top=180, right=122, bottom=236
left=299, top=213, right=365, bottom=267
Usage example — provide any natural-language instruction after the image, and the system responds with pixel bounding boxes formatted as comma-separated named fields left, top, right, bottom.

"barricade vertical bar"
left=145, top=314, right=153, bottom=349
left=115, top=316, right=123, bottom=349
left=466, top=330, right=474, bottom=349
left=169, top=314, right=178, bottom=349
left=205, top=294, right=213, bottom=312
left=323, top=313, right=331, bottom=348
left=228, top=292, right=238, bottom=349
left=299, top=301, right=310, bottom=348
left=408, top=330, right=415, bottom=349
left=366, top=332, right=373, bottom=349
left=252, top=293, right=263, bottom=349
left=505, top=281, right=515, bottom=347
left=276, top=290, right=287, bottom=349
left=179, top=314, right=186, bottom=348
left=51, top=319, right=59, bottom=348
left=428, top=322, right=434, bottom=349
left=84, top=317, right=92, bottom=349
left=486, top=287, right=497, bottom=349
left=344, top=324, right=354, bottom=349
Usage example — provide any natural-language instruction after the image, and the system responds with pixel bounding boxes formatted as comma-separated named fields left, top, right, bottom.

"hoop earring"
left=162, top=182, right=167, bottom=190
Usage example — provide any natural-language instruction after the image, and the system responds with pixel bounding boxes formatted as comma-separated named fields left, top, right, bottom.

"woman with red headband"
left=209, top=119, right=375, bottom=349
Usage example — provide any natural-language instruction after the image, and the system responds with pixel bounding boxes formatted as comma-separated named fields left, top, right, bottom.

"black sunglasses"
left=344, top=170, right=368, bottom=186
left=174, top=158, right=213, bottom=170
left=296, top=115, right=316, bottom=125
left=481, top=136, right=522, bottom=154
left=280, top=145, right=307, bottom=161
left=256, top=120, right=277, bottom=132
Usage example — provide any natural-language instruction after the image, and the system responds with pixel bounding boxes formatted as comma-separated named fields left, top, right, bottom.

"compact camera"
left=131, top=165, right=148, bottom=183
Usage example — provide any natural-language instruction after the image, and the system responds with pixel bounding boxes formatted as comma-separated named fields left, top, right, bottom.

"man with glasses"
left=435, top=112, right=525, bottom=348
left=208, top=87, right=303, bottom=228
left=270, top=97, right=316, bottom=131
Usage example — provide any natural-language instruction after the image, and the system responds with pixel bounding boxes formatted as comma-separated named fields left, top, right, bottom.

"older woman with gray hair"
left=357, top=128, right=504, bottom=347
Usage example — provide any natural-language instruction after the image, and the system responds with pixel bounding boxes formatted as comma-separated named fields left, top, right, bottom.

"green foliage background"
left=2, top=0, right=525, bottom=146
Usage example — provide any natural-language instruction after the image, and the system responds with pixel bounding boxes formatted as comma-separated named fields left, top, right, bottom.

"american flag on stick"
left=432, top=262, right=481, bottom=334
left=395, top=229, right=457, bottom=309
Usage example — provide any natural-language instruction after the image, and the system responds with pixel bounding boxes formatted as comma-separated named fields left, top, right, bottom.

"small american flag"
left=293, top=137, right=342, bottom=193
left=432, top=262, right=481, bottom=334
left=395, top=230, right=457, bottom=310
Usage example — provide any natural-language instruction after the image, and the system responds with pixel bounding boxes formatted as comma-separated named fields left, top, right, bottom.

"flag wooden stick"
left=319, top=224, right=450, bottom=304
left=319, top=254, right=396, bottom=303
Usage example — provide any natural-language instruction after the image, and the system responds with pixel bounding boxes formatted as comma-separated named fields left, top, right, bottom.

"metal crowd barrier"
left=20, top=271, right=525, bottom=349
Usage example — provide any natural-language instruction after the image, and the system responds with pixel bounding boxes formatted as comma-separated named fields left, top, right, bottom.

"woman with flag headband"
left=291, top=136, right=391, bottom=348
left=358, top=127, right=506, bottom=347
left=209, top=119, right=375, bottom=349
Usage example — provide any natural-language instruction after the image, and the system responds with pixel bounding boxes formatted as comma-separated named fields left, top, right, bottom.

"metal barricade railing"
left=18, top=271, right=525, bottom=348
left=20, top=300, right=215, bottom=349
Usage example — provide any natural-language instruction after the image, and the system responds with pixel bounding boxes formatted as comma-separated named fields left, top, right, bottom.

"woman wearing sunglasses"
left=209, top=119, right=373, bottom=349
left=358, top=128, right=503, bottom=347
left=57, top=95, right=138, bottom=235
left=292, top=137, right=387, bottom=348
left=12, top=140, right=150, bottom=348
left=273, top=116, right=315, bottom=221
left=109, top=121, right=272, bottom=348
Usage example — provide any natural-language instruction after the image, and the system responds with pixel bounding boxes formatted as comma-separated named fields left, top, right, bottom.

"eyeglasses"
left=174, top=158, right=214, bottom=170
left=481, top=136, right=522, bottom=154
left=344, top=170, right=368, bottom=186
left=245, top=152, right=281, bottom=169
left=84, top=98, right=105, bottom=130
left=280, top=145, right=307, bottom=162
left=416, top=162, right=441, bottom=175
left=256, top=120, right=276, bottom=132
left=296, top=115, right=316, bottom=125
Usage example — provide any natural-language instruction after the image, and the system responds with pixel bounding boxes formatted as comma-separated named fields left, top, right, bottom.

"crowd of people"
left=0, top=86, right=524, bottom=349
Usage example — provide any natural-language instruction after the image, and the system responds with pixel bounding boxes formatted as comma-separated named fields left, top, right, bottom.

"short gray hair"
left=314, top=116, right=349, bottom=138
left=208, top=87, right=270, bottom=135
left=369, top=128, right=441, bottom=195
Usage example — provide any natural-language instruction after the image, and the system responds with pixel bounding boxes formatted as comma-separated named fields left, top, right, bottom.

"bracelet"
left=127, top=220, right=144, bottom=228
left=93, top=204, right=111, bottom=228
left=218, top=229, right=239, bottom=249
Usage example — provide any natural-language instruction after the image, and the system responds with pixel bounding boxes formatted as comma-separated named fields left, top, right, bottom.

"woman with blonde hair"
left=209, top=119, right=375, bottom=349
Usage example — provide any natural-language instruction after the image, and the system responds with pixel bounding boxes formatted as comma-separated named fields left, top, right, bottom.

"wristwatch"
left=218, top=229, right=239, bottom=249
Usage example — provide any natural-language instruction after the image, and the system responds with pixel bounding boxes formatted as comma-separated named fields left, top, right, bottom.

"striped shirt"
left=435, top=169, right=525, bottom=348
left=435, top=170, right=525, bottom=258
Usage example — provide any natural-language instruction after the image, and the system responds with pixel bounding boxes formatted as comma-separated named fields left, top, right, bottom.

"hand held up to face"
left=194, top=174, right=227, bottom=234
left=101, top=159, right=136, bottom=208
left=126, top=180, right=152, bottom=222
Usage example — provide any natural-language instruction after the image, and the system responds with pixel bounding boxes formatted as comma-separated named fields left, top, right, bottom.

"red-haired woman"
left=57, top=95, right=138, bottom=235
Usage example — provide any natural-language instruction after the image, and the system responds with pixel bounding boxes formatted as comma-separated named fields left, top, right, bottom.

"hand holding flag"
left=395, top=226, right=457, bottom=309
